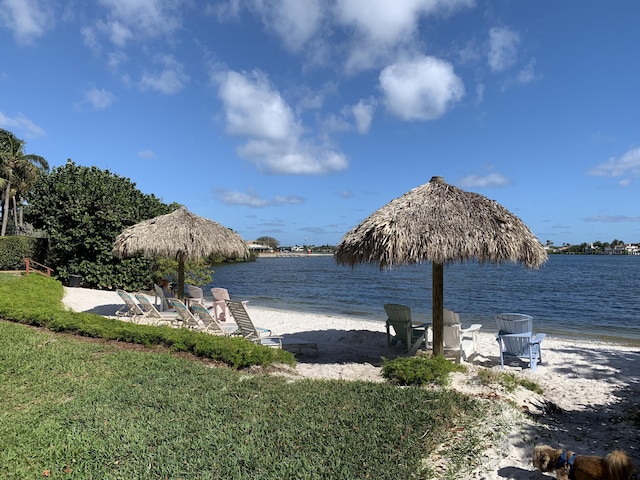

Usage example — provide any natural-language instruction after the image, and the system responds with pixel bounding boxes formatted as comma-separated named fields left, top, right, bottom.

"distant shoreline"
left=256, top=252, right=334, bottom=258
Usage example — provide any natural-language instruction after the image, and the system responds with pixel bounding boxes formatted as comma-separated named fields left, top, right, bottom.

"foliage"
left=153, top=257, right=214, bottom=288
left=0, top=129, right=49, bottom=237
left=0, top=273, right=294, bottom=368
left=0, top=321, right=486, bottom=479
left=476, top=368, right=543, bottom=394
left=26, top=160, right=177, bottom=290
left=256, top=235, right=279, bottom=250
left=0, top=236, right=48, bottom=269
left=381, top=355, right=466, bottom=386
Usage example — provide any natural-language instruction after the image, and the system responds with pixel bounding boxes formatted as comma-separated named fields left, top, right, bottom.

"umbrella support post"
left=432, top=262, right=444, bottom=357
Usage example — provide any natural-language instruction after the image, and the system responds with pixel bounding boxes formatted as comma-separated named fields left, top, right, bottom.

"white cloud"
left=335, top=0, right=474, bottom=72
left=217, top=188, right=304, bottom=207
left=0, top=0, right=54, bottom=45
left=93, top=0, right=184, bottom=46
left=137, top=149, right=155, bottom=159
left=589, top=147, right=640, bottom=180
left=139, top=55, right=189, bottom=94
left=501, top=59, right=541, bottom=91
left=251, top=0, right=323, bottom=52
left=379, top=55, right=464, bottom=121
left=488, top=26, right=520, bottom=72
left=84, top=87, right=115, bottom=110
left=459, top=173, right=510, bottom=188
left=324, top=98, right=377, bottom=134
left=215, top=69, right=348, bottom=174
left=0, top=112, right=46, bottom=138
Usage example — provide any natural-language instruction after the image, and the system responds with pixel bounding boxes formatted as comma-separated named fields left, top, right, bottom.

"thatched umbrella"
left=335, top=176, right=547, bottom=356
left=112, top=207, right=250, bottom=300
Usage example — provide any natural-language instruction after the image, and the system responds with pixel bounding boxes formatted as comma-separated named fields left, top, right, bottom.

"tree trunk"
left=1, top=181, right=11, bottom=237
left=11, top=195, right=17, bottom=229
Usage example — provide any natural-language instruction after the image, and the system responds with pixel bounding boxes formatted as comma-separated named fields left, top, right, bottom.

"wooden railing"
left=24, top=258, right=53, bottom=277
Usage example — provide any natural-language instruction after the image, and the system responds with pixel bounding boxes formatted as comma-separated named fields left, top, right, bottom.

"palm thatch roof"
left=335, top=176, right=547, bottom=357
left=335, top=176, right=547, bottom=270
left=112, top=207, right=249, bottom=299
left=113, top=207, right=249, bottom=261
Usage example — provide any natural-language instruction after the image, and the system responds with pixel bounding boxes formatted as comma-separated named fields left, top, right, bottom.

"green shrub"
left=382, top=355, right=466, bottom=386
left=0, top=274, right=295, bottom=369
left=0, top=236, right=48, bottom=270
left=476, top=368, right=543, bottom=394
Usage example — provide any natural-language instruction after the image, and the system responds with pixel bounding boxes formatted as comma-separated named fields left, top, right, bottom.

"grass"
left=0, top=321, right=494, bottom=479
left=476, top=367, right=543, bottom=395
left=0, top=274, right=295, bottom=368
left=0, top=272, right=518, bottom=478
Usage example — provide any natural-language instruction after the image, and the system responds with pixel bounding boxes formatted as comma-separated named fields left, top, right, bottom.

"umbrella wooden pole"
left=432, top=262, right=444, bottom=356
left=177, top=254, right=185, bottom=301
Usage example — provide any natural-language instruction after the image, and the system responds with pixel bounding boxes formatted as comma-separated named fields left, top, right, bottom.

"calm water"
left=203, top=255, right=640, bottom=344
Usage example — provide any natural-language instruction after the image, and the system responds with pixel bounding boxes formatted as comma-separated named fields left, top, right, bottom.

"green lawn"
left=0, top=274, right=513, bottom=479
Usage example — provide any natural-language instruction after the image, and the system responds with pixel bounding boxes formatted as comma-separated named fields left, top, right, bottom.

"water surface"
left=204, top=255, right=640, bottom=344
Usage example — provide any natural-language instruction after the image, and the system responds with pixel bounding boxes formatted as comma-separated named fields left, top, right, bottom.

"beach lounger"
left=167, top=298, right=204, bottom=331
left=115, top=289, right=145, bottom=322
left=134, top=292, right=181, bottom=327
left=384, top=303, right=429, bottom=354
left=442, top=307, right=481, bottom=362
left=154, top=283, right=175, bottom=312
left=190, top=303, right=239, bottom=336
left=496, top=313, right=545, bottom=371
left=225, top=300, right=318, bottom=356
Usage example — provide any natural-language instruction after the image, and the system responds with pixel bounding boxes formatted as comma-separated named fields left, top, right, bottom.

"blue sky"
left=2, top=1, right=640, bottom=247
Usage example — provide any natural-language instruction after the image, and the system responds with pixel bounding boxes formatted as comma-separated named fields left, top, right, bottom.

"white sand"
left=62, top=287, right=640, bottom=479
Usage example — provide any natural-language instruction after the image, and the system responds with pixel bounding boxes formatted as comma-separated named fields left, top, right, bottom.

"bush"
left=0, top=236, right=48, bottom=270
left=382, top=355, right=466, bottom=386
left=0, top=274, right=295, bottom=369
left=26, top=160, right=178, bottom=290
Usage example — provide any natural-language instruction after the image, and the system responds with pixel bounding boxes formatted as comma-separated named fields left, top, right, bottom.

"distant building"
left=246, top=242, right=272, bottom=253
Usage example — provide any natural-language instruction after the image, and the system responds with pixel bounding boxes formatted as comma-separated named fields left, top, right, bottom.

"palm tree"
left=0, top=129, right=49, bottom=236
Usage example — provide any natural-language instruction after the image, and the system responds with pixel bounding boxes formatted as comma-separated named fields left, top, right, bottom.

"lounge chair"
left=167, top=298, right=203, bottom=330
left=442, top=307, right=482, bottom=362
left=190, top=303, right=239, bottom=336
left=384, top=303, right=429, bottom=354
left=210, top=287, right=248, bottom=322
left=134, top=292, right=181, bottom=327
left=225, top=300, right=318, bottom=356
left=115, top=289, right=145, bottom=322
left=186, top=285, right=213, bottom=308
left=496, top=313, right=546, bottom=371
left=154, top=283, right=175, bottom=312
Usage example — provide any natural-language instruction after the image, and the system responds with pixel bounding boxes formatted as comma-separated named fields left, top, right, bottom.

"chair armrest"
left=530, top=333, right=546, bottom=344
left=461, top=324, right=482, bottom=334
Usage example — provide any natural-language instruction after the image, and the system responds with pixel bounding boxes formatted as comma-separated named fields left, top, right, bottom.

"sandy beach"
left=62, top=287, right=640, bottom=479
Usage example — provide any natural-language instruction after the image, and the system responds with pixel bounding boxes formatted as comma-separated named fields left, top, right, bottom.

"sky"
left=2, top=1, right=640, bottom=248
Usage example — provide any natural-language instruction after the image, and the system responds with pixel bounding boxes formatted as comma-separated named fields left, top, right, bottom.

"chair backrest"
left=135, top=293, right=162, bottom=319
left=154, top=283, right=172, bottom=311
left=226, top=300, right=260, bottom=341
left=190, top=303, right=224, bottom=333
left=496, top=313, right=533, bottom=356
left=211, top=288, right=230, bottom=301
left=117, top=289, right=144, bottom=316
left=187, top=285, right=204, bottom=300
left=168, top=298, right=200, bottom=328
left=443, top=307, right=460, bottom=325
left=443, top=324, right=462, bottom=348
left=384, top=303, right=412, bottom=343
